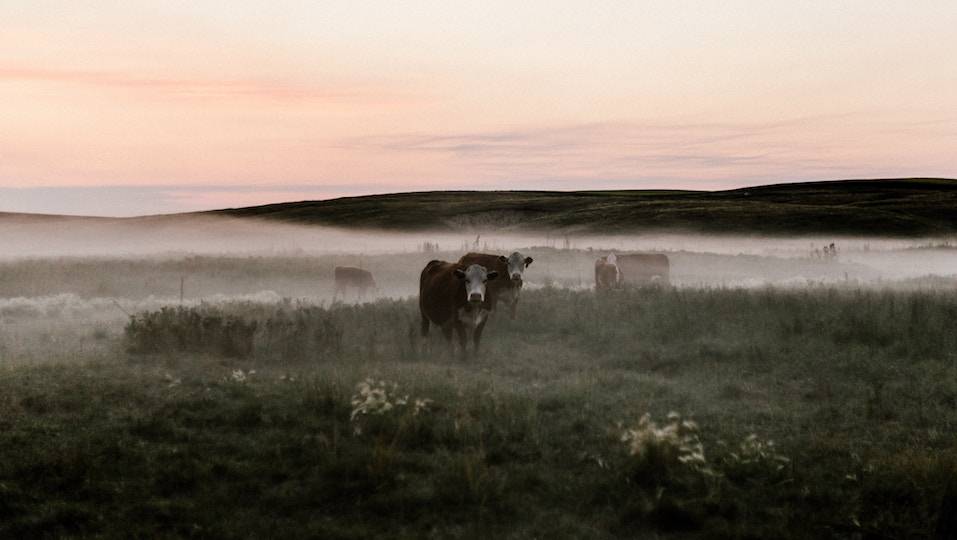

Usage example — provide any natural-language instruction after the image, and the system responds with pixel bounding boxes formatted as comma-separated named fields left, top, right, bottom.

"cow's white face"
left=454, top=264, right=498, bottom=304
left=503, top=252, right=533, bottom=284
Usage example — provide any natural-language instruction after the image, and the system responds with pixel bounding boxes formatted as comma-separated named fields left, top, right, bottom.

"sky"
left=2, top=1, right=956, bottom=216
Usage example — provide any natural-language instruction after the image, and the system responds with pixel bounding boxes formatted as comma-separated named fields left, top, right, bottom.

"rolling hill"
left=214, top=178, right=957, bottom=236
left=2, top=178, right=955, bottom=237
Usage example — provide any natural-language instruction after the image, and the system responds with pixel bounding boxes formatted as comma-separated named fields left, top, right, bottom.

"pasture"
left=1, top=241, right=957, bottom=538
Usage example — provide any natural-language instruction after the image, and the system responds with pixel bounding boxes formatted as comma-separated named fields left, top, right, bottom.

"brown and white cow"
left=616, top=253, right=670, bottom=285
left=333, top=266, right=376, bottom=300
left=419, top=260, right=498, bottom=357
left=458, top=251, right=533, bottom=320
left=595, top=253, right=621, bottom=290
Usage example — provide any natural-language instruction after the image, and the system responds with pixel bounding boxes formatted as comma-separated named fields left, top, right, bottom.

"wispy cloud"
left=345, top=114, right=957, bottom=187
left=0, top=66, right=415, bottom=105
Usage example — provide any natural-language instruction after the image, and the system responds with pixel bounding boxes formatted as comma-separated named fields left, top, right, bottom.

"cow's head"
left=499, top=252, right=533, bottom=285
left=454, top=264, right=498, bottom=304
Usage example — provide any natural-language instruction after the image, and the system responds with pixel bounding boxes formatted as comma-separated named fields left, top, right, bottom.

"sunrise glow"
left=2, top=1, right=956, bottom=215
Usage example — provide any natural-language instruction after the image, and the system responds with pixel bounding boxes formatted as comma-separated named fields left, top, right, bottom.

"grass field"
left=2, top=190, right=955, bottom=538
left=2, top=286, right=956, bottom=538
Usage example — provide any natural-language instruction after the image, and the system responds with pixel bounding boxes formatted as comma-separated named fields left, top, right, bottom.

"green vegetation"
left=2, top=286, right=956, bottom=538
left=216, top=178, right=957, bottom=236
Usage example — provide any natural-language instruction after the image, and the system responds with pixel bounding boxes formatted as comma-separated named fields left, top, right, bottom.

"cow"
left=615, top=253, right=670, bottom=285
left=595, top=253, right=621, bottom=290
left=419, top=260, right=498, bottom=357
left=333, top=266, right=376, bottom=301
left=458, top=251, right=533, bottom=320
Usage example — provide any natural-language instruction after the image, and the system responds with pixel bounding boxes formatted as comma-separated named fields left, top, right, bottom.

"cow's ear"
left=454, top=268, right=466, bottom=279
left=524, top=257, right=534, bottom=267
left=487, top=271, right=498, bottom=281
left=499, top=256, right=508, bottom=263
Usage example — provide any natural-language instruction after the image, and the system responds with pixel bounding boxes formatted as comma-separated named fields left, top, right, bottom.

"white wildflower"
left=621, top=412, right=709, bottom=471
left=413, top=398, right=434, bottom=416
left=349, top=378, right=435, bottom=429
left=727, top=433, right=791, bottom=471
left=350, top=379, right=402, bottom=420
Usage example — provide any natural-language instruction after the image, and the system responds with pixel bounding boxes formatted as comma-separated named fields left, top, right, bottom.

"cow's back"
left=419, top=260, right=464, bottom=326
left=458, top=253, right=507, bottom=277
left=335, top=266, right=375, bottom=287
left=617, top=254, right=670, bottom=284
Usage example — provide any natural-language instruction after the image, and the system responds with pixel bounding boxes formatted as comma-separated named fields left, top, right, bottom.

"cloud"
left=343, top=114, right=957, bottom=187
left=0, top=66, right=415, bottom=105
left=2, top=114, right=955, bottom=217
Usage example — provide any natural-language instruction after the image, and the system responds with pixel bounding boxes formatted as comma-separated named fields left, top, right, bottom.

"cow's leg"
left=509, top=299, right=518, bottom=321
left=420, top=312, right=430, bottom=337
left=418, top=312, right=430, bottom=356
left=441, top=324, right=455, bottom=358
left=454, top=324, right=468, bottom=359
left=473, top=318, right=488, bottom=355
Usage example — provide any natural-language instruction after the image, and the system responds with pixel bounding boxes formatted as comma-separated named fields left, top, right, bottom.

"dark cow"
left=616, top=253, right=670, bottom=285
left=419, top=260, right=498, bottom=357
left=595, top=253, right=621, bottom=290
left=333, top=266, right=376, bottom=300
left=458, top=251, right=533, bottom=320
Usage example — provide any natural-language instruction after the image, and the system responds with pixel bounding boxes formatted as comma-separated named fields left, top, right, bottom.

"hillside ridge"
left=213, top=178, right=957, bottom=236
left=2, top=178, right=955, bottom=236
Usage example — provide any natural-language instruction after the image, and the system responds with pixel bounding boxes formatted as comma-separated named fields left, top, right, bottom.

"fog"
left=1, top=213, right=954, bottom=281
left=1, top=213, right=955, bottom=330
left=0, top=212, right=955, bottom=365
left=1, top=212, right=951, bottom=259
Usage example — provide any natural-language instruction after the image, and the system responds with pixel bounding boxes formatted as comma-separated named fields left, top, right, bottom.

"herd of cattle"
left=333, top=250, right=671, bottom=355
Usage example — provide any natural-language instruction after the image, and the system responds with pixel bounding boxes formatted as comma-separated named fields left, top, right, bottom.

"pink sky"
left=2, top=1, right=956, bottom=216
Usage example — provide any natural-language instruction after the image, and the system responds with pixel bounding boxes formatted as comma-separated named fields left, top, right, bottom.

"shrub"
left=124, top=304, right=342, bottom=361
left=124, top=306, right=257, bottom=357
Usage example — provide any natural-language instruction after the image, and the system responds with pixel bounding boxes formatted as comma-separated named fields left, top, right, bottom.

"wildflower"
left=726, top=433, right=790, bottom=471
left=231, top=369, right=247, bottom=383
left=621, top=412, right=709, bottom=472
left=349, top=378, right=435, bottom=429
left=413, top=398, right=434, bottom=416
left=350, top=378, right=402, bottom=420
